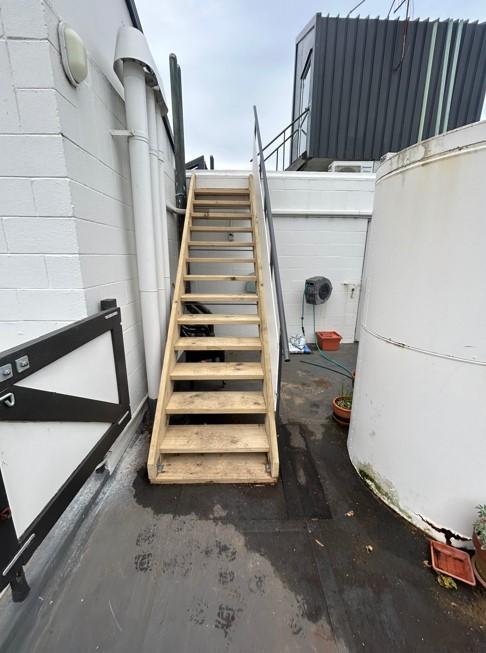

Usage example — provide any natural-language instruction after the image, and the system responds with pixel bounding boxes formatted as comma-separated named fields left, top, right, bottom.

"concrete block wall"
left=267, top=172, right=374, bottom=343
left=274, top=216, right=369, bottom=342
left=0, top=0, right=175, bottom=414
left=0, top=0, right=83, bottom=348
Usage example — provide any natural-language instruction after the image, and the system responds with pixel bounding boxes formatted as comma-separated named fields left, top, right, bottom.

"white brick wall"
left=267, top=172, right=374, bottom=344
left=190, top=171, right=374, bottom=344
left=0, top=0, right=80, bottom=350
left=275, top=216, right=369, bottom=343
left=0, top=0, right=176, bottom=416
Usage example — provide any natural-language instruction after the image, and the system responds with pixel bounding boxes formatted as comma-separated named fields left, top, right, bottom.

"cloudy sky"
left=137, top=0, right=486, bottom=168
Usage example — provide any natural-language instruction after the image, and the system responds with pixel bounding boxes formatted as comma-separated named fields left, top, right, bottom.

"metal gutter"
left=124, top=0, right=143, bottom=31
left=123, top=0, right=175, bottom=153
left=271, top=209, right=372, bottom=217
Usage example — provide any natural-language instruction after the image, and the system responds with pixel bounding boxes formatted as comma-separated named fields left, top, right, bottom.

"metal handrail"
left=260, top=107, right=309, bottom=155
left=253, top=105, right=290, bottom=362
left=265, top=108, right=309, bottom=171
left=250, top=107, right=309, bottom=171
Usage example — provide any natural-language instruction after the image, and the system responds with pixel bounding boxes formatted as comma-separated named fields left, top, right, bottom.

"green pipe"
left=418, top=21, right=438, bottom=142
left=442, top=21, right=464, bottom=133
left=169, top=54, right=187, bottom=212
left=435, top=20, right=453, bottom=136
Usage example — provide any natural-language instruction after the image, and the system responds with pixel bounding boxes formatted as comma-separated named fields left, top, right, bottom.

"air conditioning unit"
left=328, top=160, right=374, bottom=173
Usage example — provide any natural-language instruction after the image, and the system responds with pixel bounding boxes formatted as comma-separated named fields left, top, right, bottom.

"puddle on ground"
left=127, top=507, right=336, bottom=650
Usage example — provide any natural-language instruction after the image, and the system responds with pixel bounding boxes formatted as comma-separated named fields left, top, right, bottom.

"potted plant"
left=332, top=384, right=353, bottom=424
left=473, top=504, right=486, bottom=586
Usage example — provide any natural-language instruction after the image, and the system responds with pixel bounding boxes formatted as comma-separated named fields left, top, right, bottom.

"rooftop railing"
left=253, top=105, right=290, bottom=362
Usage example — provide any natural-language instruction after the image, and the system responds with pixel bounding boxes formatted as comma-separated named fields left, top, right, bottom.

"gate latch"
left=0, top=393, right=15, bottom=408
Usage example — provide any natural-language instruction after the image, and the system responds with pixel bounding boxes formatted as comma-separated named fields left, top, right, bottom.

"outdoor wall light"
left=58, top=21, right=88, bottom=86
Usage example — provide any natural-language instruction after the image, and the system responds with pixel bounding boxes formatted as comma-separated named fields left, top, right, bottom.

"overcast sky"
left=136, top=1, right=486, bottom=168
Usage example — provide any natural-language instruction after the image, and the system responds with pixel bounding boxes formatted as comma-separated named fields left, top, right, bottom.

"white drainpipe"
left=155, top=110, right=173, bottom=308
left=146, top=87, right=168, bottom=335
left=122, top=59, right=162, bottom=404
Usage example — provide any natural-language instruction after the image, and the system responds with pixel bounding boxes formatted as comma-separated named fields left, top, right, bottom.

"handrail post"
left=253, top=105, right=290, bottom=362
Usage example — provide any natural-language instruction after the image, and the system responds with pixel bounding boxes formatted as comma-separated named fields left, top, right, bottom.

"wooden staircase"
left=147, top=174, right=279, bottom=484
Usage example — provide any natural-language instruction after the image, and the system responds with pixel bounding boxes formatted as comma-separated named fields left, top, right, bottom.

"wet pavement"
left=0, top=344, right=485, bottom=652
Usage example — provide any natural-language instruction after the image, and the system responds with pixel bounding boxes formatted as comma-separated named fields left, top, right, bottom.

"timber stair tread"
left=177, top=313, right=260, bottom=325
left=171, top=362, right=264, bottom=381
left=174, top=336, right=262, bottom=351
left=166, top=391, right=266, bottom=414
left=191, top=212, right=252, bottom=220
left=184, top=274, right=256, bottom=281
left=193, top=199, right=251, bottom=208
left=187, top=257, right=255, bottom=263
left=180, top=293, right=258, bottom=303
left=195, top=188, right=249, bottom=196
left=160, top=424, right=269, bottom=453
left=188, top=241, right=255, bottom=248
left=191, top=226, right=253, bottom=232
left=152, top=453, right=274, bottom=484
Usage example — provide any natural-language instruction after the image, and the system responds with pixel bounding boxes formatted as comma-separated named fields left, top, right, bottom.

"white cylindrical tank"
left=348, top=121, right=486, bottom=543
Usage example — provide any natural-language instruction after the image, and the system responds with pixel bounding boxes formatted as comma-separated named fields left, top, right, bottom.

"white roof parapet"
left=114, top=26, right=168, bottom=115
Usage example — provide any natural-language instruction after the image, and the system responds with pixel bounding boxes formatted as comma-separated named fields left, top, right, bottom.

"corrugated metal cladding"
left=295, top=14, right=486, bottom=162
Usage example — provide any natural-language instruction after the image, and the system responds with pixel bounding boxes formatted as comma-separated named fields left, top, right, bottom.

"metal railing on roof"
left=259, top=107, right=309, bottom=171
left=253, top=105, right=290, bottom=362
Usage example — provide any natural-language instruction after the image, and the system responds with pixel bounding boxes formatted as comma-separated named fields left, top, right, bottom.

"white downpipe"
left=155, top=111, right=172, bottom=308
left=146, top=88, right=168, bottom=336
left=122, top=60, right=162, bottom=401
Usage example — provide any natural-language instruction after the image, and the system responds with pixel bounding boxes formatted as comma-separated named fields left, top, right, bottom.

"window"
left=298, top=51, right=312, bottom=156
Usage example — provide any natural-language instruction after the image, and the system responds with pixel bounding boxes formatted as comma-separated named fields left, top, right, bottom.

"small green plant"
left=336, top=383, right=353, bottom=410
left=474, top=504, right=486, bottom=550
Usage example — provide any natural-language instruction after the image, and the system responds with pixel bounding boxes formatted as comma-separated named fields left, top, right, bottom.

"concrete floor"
left=0, top=344, right=485, bottom=652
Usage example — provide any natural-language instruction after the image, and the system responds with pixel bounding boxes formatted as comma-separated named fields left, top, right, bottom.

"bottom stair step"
left=153, top=453, right=275, bottom=484
left=160, top=424, right=269, bottom=453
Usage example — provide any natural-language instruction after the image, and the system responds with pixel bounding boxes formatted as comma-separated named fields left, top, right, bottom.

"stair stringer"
left=249, top=174, right=279, bottom=478
left=147, top=174, right=196, bottom=480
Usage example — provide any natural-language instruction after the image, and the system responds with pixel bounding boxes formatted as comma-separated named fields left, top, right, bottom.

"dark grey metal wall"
left=292, top=14, right=486, bottom=162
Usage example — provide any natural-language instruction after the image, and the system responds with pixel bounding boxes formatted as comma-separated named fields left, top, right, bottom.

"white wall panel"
left=190, top=171, right=373, bottom=344
left=0, top=0, right=176, bottom=422
left=275, top=216, right=368, bottom=343
left=16, top=332, right=118, bottom=404
left=0, top=421, right=109, bottom=537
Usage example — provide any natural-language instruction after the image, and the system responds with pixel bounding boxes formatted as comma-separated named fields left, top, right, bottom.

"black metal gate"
left=0, top=300, right=130, bottom=601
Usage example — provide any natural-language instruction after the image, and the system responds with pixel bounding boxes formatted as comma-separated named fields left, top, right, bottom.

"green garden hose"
left=301, top=289, right=354, bottom=376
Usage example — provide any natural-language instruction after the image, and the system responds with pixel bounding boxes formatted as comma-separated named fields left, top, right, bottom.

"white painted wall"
left=0, top=0, right=80, bottom=347
left=0, top=0, right=175, bottom=411
left=1, top=333, right=115, bottom=536
left=0, top=0, right=175, bottom=531
left=268, top=172, right=374, bottom=343
left=188, top=171, right=374, bottom=345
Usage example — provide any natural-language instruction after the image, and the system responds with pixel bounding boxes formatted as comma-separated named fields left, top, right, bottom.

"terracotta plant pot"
left=332, top=396, right=352, bottom=422
left=316, top=331, right=342, bottom=351
left=473, top=531, right=486, bottom=581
